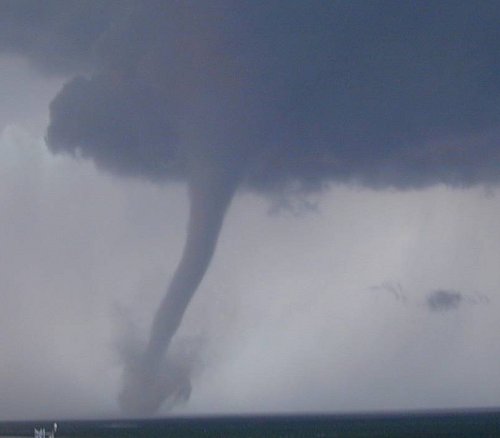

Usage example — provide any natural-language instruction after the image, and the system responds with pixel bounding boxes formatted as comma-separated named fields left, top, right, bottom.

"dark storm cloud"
left=426, top=290, right=463, bottom=312
left=5, top=0, right=491, bottom=188
left=40, top=0, right=500, bottom=190
left=0, top=0, right=121, bottom=75
left=3, top=0, right=500, bottom=415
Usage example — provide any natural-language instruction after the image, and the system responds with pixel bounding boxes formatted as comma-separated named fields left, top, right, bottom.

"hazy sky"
left=1, top=1, right=500, bottom=420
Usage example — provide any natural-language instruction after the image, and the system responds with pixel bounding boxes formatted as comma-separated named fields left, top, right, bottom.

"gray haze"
left=1, top=0, right=500, bottom=416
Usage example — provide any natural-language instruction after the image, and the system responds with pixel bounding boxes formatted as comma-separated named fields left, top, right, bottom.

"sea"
left=1, top=410, right=500, bottom=437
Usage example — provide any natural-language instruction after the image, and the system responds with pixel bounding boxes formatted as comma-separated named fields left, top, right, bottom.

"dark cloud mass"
left=46, top=0, right=500, bottom=190
left=2, top=0, right=500, bottom=415
left=0, top=0, right=120, bottom=74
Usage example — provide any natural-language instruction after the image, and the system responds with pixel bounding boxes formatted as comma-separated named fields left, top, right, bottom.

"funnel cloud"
left=2, top=0, right=500, bottom=414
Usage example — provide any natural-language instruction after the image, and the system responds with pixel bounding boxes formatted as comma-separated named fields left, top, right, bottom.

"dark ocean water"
left=2, top=410, right=500, bottom=437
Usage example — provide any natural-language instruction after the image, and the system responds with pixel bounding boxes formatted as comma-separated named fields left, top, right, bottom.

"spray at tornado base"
left=2, top=0, right=500, bottom=414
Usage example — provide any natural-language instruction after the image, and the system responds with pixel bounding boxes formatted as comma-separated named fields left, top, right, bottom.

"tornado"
left=118, top=159, right=241, bottom=414
left=3, top=0, right=500, bottom=418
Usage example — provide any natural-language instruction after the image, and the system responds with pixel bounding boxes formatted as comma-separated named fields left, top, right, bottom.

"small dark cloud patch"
left=368, top=284, right=489, bottom=311
left=426, top=289, right=463, bottom=312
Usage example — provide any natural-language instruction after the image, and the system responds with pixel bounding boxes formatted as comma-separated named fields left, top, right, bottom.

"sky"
left=1, top=0, right=500, bottom=420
